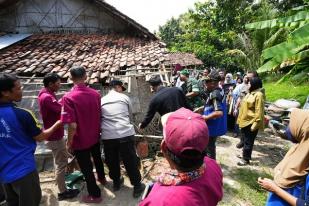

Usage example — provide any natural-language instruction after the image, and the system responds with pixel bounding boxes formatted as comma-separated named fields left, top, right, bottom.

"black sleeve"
left=296, top=198, right=306, bottom=206
left=140, top=97, right=158, bottom=129
left=14, top=107, right=42, bottom=138
left=210, top=90, right=223, bottom=111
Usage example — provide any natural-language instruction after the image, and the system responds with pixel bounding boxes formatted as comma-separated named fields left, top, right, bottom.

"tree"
left=245, top=5, right=309, bottom=73
left=159, top=0, right=255, bottom=72
left=158, top=17, right=183, bottom=48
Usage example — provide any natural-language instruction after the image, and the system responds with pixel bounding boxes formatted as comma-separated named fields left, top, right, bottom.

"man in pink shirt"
left=140, top=108, right=223, bottom=206
left=38, top=73, right=79, bottom=201
left=61, top=66, right=106, bottom=204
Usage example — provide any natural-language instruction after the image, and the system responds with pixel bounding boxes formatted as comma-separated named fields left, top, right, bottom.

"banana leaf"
left=258, top=48, right=309, bottom=73
left=261, top=23, right=309, bottom=60
left=245, top=10, right=309, bottom=30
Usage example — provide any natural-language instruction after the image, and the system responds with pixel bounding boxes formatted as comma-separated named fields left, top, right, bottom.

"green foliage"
left=246, top=10, right=309, bottom=29
left=245, top=5, right=309, bottom=73
left=159, top=0, right=262, bottom=72
left=264, top=82, right=309, bottom=105
left=158, top=0, right=308, bottom=74
left=158, top=17, right=183, bottom=48
left=232, top=168, right=272, bottom=206
left=269, top=0, right=306, bottom=11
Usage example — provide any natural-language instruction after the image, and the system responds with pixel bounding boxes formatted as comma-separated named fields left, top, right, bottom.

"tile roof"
left=0, top=34, right=168, bottom=84
left=167, top=52, right=203, bottom=67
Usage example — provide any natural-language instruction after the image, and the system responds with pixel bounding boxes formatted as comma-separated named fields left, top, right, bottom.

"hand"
left=194, top=107, right=203, bottom=113
left=202, top=115, right=208, bottom=121
left=138, top=123, right=145, bottom=133
left=138, top=123, right=143, bottom=130
left=233, top=110, right=238, bottom=117
left=251, top=122, right=258, bottom=131
left=257, top=177, right=278, bottom=193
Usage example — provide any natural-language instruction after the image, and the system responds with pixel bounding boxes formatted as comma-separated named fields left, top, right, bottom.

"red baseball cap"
left=162, top=108, right=209, bottom=156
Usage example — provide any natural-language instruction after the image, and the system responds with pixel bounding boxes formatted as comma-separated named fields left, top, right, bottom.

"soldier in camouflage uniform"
left=179, top=69, right=203, bottom=110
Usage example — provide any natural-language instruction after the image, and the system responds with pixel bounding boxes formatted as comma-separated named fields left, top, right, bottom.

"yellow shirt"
left=237, top=89, right=265, bottom=131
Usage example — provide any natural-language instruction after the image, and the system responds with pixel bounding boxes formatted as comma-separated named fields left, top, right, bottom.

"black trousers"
left=103, top=136, right=141, bottom=187
left=3, top=170, right=41, bottom=206
left=205, top=136, right=217, bottom=160
left=74, top=142, right=105, bottom=197
left=0, top=183, right=5, bottom=202
left=241, top=125, right=258, bottom=161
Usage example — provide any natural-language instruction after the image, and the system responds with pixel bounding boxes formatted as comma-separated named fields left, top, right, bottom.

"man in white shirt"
left=101, top=80, right=145, bottom=198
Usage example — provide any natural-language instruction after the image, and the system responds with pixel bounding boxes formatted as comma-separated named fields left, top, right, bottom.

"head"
left=70, top=66, right=87, bottom=84
left=43, top=73, right=61, bottom=92
left=218, top=70, right=225, bottom=79
left=236, top=77, right=243, bottom=84
left=203, top=68, right=211, bottom=77
left=236, top=72, right=242, bottom=78
left=247, top=70, right=259, bottom=81
left=197, top=72, right=203, bottom=80
left=179, top=69, right=190, bottom=82
left=288, top=108, right=309, bottom=143
left=0, top=73, right=22, bottom=102
left=249, top=77, right=263, bottom=92
left=148, top=75, right=162, bottom=93
left=109, top=80, right=126, bottom=93
left=225, top=73, right=233, bottom=84
left=204, top=70, right=221, bottom=92
left=161, top=108, right=209, bottom=172
left=243, top=75, right=249, bottom=84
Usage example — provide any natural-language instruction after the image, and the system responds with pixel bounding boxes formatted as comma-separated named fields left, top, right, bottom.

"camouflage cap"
left=179, top=69, right=190, bottom=76
left=203, top=70, right=221, bottom=82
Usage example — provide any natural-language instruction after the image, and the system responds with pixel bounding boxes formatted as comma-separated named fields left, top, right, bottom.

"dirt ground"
left=39, top=130, right=290, bottom=206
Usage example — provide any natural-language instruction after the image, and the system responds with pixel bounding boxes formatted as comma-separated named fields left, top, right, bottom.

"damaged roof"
left=0, top=34, right=168, bottom=84
left=167, top=52, right=203, bottom=67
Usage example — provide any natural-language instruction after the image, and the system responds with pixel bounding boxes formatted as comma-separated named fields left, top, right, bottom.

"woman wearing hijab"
left=237, top=77, right=264, bottom=166
left=258, top=108, right=309, bottom=206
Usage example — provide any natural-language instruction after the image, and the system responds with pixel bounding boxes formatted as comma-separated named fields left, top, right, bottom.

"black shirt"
left=140, top=86, right=191, bottom=129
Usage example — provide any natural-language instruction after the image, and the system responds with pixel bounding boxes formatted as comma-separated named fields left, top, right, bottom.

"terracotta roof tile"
left=0, top=34, right=168, bottom=84
left=166, top=52, right=203, bottom=67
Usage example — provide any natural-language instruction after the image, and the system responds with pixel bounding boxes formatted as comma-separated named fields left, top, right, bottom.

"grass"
left=233, top=168, right=272, bottom=206
left=222, top=167, right=273, bottom=206
left=264, top=82, right=309, bottom=106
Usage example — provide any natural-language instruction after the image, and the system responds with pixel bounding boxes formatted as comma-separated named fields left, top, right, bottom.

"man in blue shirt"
left=0, top=73, right=62, bottom=206
left=195, top=70, right=227, bottom=160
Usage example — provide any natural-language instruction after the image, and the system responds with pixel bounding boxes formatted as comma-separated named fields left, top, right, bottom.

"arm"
left=203, top=111, right=223, bottom=121
left=233, top=97, right=241, bottom=116
left=186, top=91, right=199, bottom=98
left=258, top=178, right=297, bottom=206
left=127, top=96, right=134, bottom=122
left=203, top=95, right=224, bottom=121
left=60, top=95, right=77, bottom=147
left=194, top=106, right=204, bottom=113
left=139, top=98, right=158, bottom=129
left=251, top=93, right=264, bottom=131
left=16, top=108, right=62, bottom=142
left=186, top=80, right=200, bottom=98
left=33, top=120, right=62, bottom=142
left=180, top=89, right=193, bottom=111
left=67, top=122, right=77, bottom=148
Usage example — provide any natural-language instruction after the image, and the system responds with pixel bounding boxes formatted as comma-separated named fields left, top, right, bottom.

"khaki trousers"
left=46, top=139, right=68, bottom=193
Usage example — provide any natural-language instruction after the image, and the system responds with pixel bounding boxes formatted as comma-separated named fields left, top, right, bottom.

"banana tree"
left=245, top=6, right=309, bottom=73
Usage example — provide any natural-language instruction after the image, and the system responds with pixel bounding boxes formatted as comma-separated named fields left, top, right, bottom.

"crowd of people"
left=0, top=64, right=308, bottom=206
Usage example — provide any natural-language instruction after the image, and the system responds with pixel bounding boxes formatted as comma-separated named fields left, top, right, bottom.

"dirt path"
left=39, top=130, right=290, bottom=206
